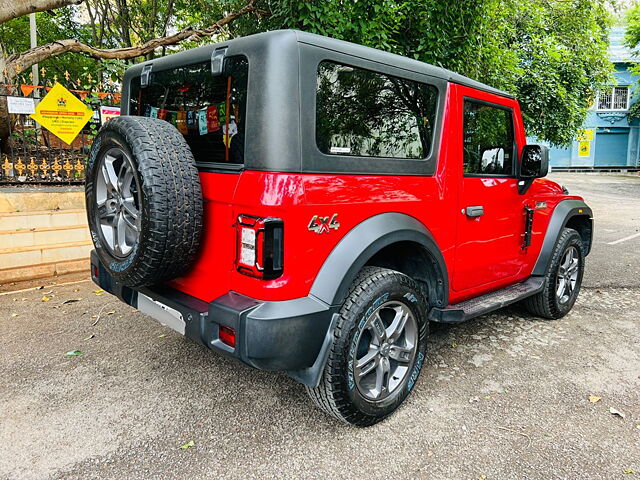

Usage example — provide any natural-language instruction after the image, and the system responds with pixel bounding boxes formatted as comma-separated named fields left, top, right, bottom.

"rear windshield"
left=129, top=55, right=248, bottom=166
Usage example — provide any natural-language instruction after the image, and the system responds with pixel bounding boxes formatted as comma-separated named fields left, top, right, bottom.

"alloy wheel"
left=353, top=300, right=418, bottom=401
left=94, top=147, right=142, bottom=258
left=556, top=246, right=580, bottom=304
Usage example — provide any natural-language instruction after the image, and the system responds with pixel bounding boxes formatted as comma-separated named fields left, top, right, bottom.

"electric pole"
left=29, top=13, right=39, bottom=95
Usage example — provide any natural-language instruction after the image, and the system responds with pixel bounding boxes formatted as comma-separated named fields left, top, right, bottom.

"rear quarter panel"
left=174, top=169, right=458, bottom=303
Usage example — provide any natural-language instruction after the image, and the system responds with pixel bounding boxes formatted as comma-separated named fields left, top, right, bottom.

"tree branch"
left=0, top=0, right=85, bottom=25
left=3, top=0, right=267, bottom=79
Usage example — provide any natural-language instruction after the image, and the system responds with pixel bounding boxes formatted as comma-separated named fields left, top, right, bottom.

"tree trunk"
left=0, top=97, right=9, bottom=154
left=0, top=0, right=266, bottom=147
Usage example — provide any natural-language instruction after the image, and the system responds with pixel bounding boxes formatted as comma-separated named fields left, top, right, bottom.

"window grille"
left=597, top=86, right=629, bottom=111
left=613, top=87, right=629, bottom=110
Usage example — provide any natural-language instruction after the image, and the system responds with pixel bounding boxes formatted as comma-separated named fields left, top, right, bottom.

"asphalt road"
left=1, top=173, right=639, bottom=480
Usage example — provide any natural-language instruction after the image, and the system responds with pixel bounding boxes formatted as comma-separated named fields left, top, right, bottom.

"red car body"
left=171, top=84, right=578, bottom=306
left=89, top=30, right=593, bottom=394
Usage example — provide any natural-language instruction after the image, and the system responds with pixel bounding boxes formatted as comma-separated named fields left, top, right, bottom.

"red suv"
left=86, top=30, right=593, bottom=426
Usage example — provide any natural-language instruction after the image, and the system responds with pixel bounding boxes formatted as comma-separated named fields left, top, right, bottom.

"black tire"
left=306, top=267, right=429, bottom=426
left=523, top=228, right=584, bottom=319
left=85, top=116, right=203, bottom=287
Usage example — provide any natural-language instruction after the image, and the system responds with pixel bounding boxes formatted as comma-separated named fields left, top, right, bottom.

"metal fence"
left=1, top=70, right=120, bottom=185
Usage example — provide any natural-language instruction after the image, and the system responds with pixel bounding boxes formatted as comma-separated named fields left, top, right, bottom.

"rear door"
left=452, top=85, right=527, bottom=292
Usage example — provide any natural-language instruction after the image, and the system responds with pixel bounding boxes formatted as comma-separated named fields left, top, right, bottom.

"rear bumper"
left=90, top=251, right=336, bottom=379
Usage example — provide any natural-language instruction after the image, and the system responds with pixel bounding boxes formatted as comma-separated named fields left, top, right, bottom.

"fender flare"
left=289, top=212, right=448, bottom=387
left=532, top=199, right=593, bottom=276
left=309, top=212, right=449, bottom=308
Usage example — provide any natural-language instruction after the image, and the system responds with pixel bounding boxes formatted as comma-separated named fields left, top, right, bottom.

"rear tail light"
left=236, top=215, right=284, bottom=279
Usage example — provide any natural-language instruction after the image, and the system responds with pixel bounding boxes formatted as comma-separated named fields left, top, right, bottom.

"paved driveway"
left=1, top=173, right=639, bottom=479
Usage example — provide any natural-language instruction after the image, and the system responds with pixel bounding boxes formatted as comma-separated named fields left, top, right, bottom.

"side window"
left=129, top=56, right=248, bottom=166
left=463, top=100, right=515, bottom=176
left=316, top=61, right=439, bottom=159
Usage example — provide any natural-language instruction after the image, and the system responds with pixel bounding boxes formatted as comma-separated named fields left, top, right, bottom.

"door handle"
left=465, top=206, right=484, bottom=217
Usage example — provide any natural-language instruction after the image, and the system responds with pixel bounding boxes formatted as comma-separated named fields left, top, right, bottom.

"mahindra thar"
left=86, top=30, right=593, bottom=426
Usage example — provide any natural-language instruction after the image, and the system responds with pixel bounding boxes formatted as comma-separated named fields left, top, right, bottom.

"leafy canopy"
left=624, top=2, right=640, bottom=123
left=0, top=0, right=228, bottom=86
left=0, top=8, right=102, bottom=85
left=231, top=0, right=613, bottom=146
left=625, top=2, right=640, bottom=49
left=0, top=0, right=612, bottom=145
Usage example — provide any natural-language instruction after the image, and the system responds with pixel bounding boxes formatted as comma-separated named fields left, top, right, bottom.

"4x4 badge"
left=308, top=214, right=340, bottom=234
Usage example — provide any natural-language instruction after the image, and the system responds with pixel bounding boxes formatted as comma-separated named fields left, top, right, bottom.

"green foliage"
left=231, top=0, right=613, bottom=146
left=84, top=0, right=195, bottom=52
left=0, top=0, right=200, bottom=85
left=625, top=2, right=640, bottom=121
left=0, top=8, right=101, bottom=84
left=625, top=3, right=640, bottom=49
left=513, top=0, right=612, bottom=146
left=627, top=95, right=640, bottom=121
left=0, top=0, right=612, bottom=146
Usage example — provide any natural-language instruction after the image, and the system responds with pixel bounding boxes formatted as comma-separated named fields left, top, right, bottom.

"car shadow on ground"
left=130, top=302, right=547, bottom=432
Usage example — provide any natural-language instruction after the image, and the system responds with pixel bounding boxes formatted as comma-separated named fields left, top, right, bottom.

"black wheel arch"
left=309, top=212, right=449, bottom=309
left=532, top=199, right=593, bottom=277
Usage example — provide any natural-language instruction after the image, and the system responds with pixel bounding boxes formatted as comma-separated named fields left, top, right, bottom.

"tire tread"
left=86, top=116, right=203, bottom=287
left=523, top=227, right=584, bottom=319
left=306, top=266, right=427, bottom=427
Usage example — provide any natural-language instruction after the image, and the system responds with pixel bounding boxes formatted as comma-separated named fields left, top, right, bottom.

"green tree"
left=625, top=2, right=640, bottom=48
left=0, top=7, right=113, bottom=86
left=624, top=2, right=640, bottom=122
left=230, top=0, right=612, bottom=146
left=0, top=0, right=612, bottom=148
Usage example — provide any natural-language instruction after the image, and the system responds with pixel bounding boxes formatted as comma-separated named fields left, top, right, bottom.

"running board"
left=429, top=277, right=544, bottom=323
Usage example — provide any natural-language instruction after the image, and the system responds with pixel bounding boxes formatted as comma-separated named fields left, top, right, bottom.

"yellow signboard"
left=578, top=140, right=591, bottom=157
left=30, top=83, right=93, bottom=145
left=577, top=129, right=594, bottom=142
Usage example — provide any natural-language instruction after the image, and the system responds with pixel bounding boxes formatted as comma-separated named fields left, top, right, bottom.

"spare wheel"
left=85, top=116, right=203, bottom=287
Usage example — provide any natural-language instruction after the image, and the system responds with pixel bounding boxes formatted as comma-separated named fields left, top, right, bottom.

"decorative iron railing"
left=1, top=69, right=120, bottom=185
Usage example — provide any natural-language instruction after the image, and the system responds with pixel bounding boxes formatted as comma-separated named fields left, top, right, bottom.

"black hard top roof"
left=293, top=30, right=513, bottom=98
left=129, top=29, right=514, bottom=99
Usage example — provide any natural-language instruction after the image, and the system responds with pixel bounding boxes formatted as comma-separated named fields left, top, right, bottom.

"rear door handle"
left=465, top=206, right=484, bottom=217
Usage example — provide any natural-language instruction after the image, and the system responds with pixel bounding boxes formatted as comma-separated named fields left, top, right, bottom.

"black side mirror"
left=520, top=144, right=549, bottom=179
left=518, top=144, right=549, bottom=194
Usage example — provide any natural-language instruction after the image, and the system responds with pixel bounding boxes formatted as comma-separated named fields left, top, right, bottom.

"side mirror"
left=519, top=144, right=549, bottom=179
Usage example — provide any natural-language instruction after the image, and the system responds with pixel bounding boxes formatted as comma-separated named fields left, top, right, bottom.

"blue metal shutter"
left=594, top=130, right=629, bottom=166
